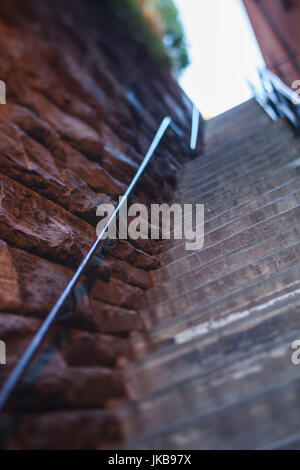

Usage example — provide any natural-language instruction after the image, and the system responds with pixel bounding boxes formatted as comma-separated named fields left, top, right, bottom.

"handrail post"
left=190, top=103, right=200, bottom=150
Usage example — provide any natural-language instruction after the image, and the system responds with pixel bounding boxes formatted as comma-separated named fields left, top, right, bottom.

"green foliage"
left=154, top=0, right=190, bottom=72
left=109, top=0, right=189, bottom=74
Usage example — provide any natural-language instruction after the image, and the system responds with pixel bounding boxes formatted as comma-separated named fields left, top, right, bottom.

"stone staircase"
left=115, top=99, right=300, bottom=449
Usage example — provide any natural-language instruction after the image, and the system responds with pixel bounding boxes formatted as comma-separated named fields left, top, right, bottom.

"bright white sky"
left=174, top=0, right=265, bottom=117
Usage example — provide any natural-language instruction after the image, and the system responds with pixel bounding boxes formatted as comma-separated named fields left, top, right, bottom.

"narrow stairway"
left=115, top=99, right=300, bottom=450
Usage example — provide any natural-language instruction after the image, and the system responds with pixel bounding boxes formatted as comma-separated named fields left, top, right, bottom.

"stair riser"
left=120, top=304, right=300, bottom=443
left=145, top=279, right=300, bottom=357
left=199, top=118, right=285, bottom=159
left=156, top=205, right=300, bottom=284
left=165, top=177, right=300, bottom=255
left=142, top=259, right=300, bottom=328
left=126, top=291, right=300, bottom=398
left=181, top=149, right=299, bottom=202
left=145, top=246, right=300, bottom=322
left=150, top=224, right=300, bottom=303
left=166, top=169, right=299, bottom=246
left=184, top=123, right=292, bottom=173
left=165, top=189, right=300, bottom=263
left=161, top=204, right=300, bottom=285
left=124, top=377, right=300, bottom=449
left=178, top=137, right=293, bottom=190
left=176, top=167, right=299, bottom=220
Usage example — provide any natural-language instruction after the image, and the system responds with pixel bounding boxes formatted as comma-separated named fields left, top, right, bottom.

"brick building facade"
left=243, top=0, right=300, bottom=85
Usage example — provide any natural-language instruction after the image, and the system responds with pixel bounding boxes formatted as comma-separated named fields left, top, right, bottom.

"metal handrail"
left=249, top=67, right=300, bottom=134
left=260, top=67, right=297, bottom=103
left=190, top=103, right=200, bottom=150
left=0, top=107, right=200, bottom=413
left=247, top=79, right=278, bottom=122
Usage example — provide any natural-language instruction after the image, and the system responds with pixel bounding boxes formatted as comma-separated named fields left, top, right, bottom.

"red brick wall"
left=243, top=0, right=300, bottom=85
left=0, top=0, right=199, bottom=449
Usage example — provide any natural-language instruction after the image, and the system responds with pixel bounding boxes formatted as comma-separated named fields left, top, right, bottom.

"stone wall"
left=0, top=0, right=201, bottom=450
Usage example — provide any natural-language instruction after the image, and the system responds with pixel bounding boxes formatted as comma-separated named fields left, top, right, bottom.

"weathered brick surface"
left=0, top=0, right=197, bottom=449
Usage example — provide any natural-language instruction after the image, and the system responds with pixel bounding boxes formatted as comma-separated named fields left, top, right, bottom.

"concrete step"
left=123, top=374, right=300, bottom=449
left=180, top=142, right=300, bottom=203
left=164, top=187, right=300, bottom=264
left=141, top=264, right=300, bottom=347
left=156, top=202, right=300, bottom=283
left=177, top=134, right=296, bottom=196
left=204, top=118, right=289, bottom=158
left=166, top=172, right=300, bottom=250
left=126, top=274, right=300, bottom=396
left=142, top=242, right=300, bottom=325
left=203, top=99, right=279, bottom=151
left=183, top=120, right=292, bottom=175
left=175, top=165, right=300, bottom=221
left=164, top=175, right=300, bottom=256
left=119, top=304, right=300, bottom=446
left=149, top=221, right=300, bottom=305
